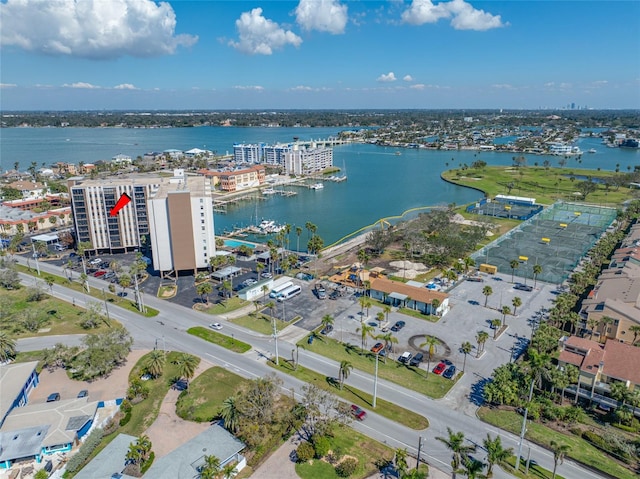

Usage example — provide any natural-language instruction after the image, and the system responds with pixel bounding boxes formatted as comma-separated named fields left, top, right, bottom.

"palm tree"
left=44, top=275, right=55, bottom=293
left=79, top=272, right=90, bottom=293
left=509, top=259, right=519, bottom=283
left=295, top=226, right=302, bottom=252
left=491, top=319, right=502, bottom=339
left=356, top=322, right=375, bottom=352
left=265, top=301, right=276, bottom=320
left=261, top=284, right=269, bottom=303
left=196, top=282, right=213, bottom=304
left=431, top=298, right=441, bottom=316
left=550, top=441, right=570, bottom=479
left=435, top=427, right=476, bottom=479
left=476, top=331, right=489, bottom=357
left=462, top=457, right=486, bottom=479
left=200, top=454, right=221, bottom=479
left=338, top=360, right=352, bottom=390
left=383, top=304, right=391, bottom=322
left=376, top=311, right=385, bottom=326
left=394, top=448, right=408, bottom=478
left=629, top=324, right=640, bottom=345
left=482, top=286, right=493, bottom=307
left=221, top=462, right=237, bottom=479
left=144, top=349, right=166, bottom=379
left=598, top=315, right=614, bottom=341
left=420, top=335, right=439, bottom=374
left=321, top=314, right=334, bottom=331
left=461, top=341, right=473, bottom=373
left=511, top=297, right=522, bottom=315
left=587, top=318, right=598, bottom=340
left=501, top=306, right=511, bottom=327
left=219, top=396, right=240, bottom=433
left=483, top=434, right=512, bottom=477
left=175, top=353, right=198, bottom=390
left=0, top=332, right=17, bottom=362
left=376, top=332, right=398, bottom=363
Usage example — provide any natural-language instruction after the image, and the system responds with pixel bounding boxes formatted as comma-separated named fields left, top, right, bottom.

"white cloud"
left=410, top=84, right=425, bottom=90
left=0, top=83, right=17, bottom=88
left=377, top=72, right=397, bottom=82
left=492, top=83, right=515, bottom=90
left=63, top=82, right=100, bottom=89
left=402, top=0, right=505, bottom=31
left=591, top=80, right=608, bottom=87
left=291, top=85, right=313, bottom=91
left=295, top=0, right=348, bottom=34
left=114, top=84, right=137, bottom=90
left=0, top=0, right=198, bottom=60
left=403, top=75, right=414, bottom=82
left=233, top=85, right=265, bottom=91
left=230, top=8, right=302, bottom=55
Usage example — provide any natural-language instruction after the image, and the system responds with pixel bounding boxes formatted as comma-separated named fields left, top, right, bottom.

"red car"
left=351, top=404, right=367, bottom=421
left=93, top=270, right=107, bottom=278
left=370, top=342, right=384, bottom=354
left=433, top=361, right=447, bottom=375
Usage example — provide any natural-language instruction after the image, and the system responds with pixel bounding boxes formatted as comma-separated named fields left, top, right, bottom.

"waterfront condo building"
left=69, top=176, right=158, bottom=253
left=147, top=172, right=215, bottom=277
left=283, top=143, right=333, bottom=175
left=69, top=170, right=216, bottom=275
left=198, top=165, right=265, bottom=192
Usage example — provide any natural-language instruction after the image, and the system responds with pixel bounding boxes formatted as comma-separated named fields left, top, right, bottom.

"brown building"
left=199, top=166, right=265, bottom=192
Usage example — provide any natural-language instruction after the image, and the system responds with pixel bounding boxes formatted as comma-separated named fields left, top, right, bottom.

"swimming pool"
left=224, top=239, right=256, bottom=249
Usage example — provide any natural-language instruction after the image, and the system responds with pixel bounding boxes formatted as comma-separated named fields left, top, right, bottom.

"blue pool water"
left=224, top=239, right=256, bottom=249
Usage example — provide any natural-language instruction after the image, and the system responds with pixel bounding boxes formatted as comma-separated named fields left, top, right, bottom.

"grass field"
left=295, top=424, right=395, bottom=479
left=194, top=296, right=248, bottom=314
left=230, top=313, right=289, bottom=335
left=477, top=407, right=637, bottom=479
left=298, top=335, right=455, bottom=399
left=0, top=285, right=120, bottom=338
left=15, top=263, right=159, bottom=317
left=442, top=165, right=634, bottom=206
left=175, top=366, right=249, bottom=422
left=269, top=360, right=429, bottom=430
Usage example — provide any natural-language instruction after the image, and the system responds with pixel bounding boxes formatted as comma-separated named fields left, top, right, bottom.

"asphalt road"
left=14, top=257, right=604, bottom=479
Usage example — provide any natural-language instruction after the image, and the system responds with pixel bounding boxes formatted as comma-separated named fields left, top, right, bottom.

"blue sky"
left=1, top=0, right=639, bottom=110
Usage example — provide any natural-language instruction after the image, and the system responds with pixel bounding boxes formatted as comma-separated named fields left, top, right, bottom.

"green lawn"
left=230, top=313, right=289, bottom=335
left=194, top=296, right=248, bottom=314
left=0, top=286, right=121, bottom=338
left=442, top=165, right=633, bottom=207
left=269, top=360, right=429, bottom=430
left=15, top=263, right=159, bottom=317
left=477, top=407, right=637, bottom=479
left=298, top=336, right=455, bottom=399
left=175, top=366, right=249, bottom=422
left=295, top=424, right=395, bottom=479
left=503, top=455, right=565, bottom=479
left=187, top=326, right=252, bottom=353
left=120, top=351, right=200, bottom=436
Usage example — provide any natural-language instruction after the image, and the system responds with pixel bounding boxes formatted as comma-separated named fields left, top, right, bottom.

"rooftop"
left=0, top=361, right=38, bottom=424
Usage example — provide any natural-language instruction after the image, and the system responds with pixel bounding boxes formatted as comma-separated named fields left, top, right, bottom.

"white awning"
left=30, top=233, right=59, bottom=243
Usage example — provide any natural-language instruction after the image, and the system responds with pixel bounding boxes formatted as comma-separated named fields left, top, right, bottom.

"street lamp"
left=272, top=317, right=279, bottom=366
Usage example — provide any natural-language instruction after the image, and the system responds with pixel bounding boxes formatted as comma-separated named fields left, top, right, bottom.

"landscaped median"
left=299, top=335, right=456, bottom=399
left=229, top=312, right=290, bottom=335
left=477, top=407, right=637, bottom=479
left=268, top=360, right=429, bottom=430
left=187, top=326, right=252, bottom=353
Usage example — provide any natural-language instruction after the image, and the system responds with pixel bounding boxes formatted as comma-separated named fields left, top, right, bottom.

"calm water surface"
left=2, top=127, right=638, bottom=246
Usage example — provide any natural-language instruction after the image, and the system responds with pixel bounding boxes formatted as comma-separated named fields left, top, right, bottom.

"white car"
left=209, top=323, right=223, bottom=330
left=89, top=258, right=101, bottom=265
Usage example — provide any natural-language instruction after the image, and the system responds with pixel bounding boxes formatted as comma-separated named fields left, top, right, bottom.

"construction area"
left=472, top=202, right=618, bottom=285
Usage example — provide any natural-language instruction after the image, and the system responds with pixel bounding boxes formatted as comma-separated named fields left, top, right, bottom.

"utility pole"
left=31, top=243, right=40, bottom=276
left=416, top=435, right=424, bottom=468
left=102, top=288, right=110, bottom=322
left=272, top=317, right=279, bottom=366
left=516, top=379, right=535, bottom=471
left=372, top=352, right=379, bottom=408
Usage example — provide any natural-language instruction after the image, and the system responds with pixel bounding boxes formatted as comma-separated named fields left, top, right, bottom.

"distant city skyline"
left=1, top=0, right=639, bottom=111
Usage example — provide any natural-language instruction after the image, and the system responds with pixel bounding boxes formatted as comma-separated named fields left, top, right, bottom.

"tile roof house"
left=557, top=336, right=640, bottom=402
left=369, top=275, right=449, bottom=317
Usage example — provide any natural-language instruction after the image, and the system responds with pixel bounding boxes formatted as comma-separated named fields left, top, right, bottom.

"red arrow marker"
left=110, top=193, right=131, bottom=217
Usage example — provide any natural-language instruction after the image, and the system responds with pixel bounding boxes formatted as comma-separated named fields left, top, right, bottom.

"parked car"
left=443, top=365, right=456, bottom=379
left=93, top=270, right=107, bottom=277
left=398, top=351, right=413, bottom=364
left=409, top=352, right=424, bottom=366
left=433, top=361, right=447, bottom=375
left=77, top=390, right=89, bottom=398
left=370, top=342, right=384, bottom=354
left=89, top=258, right=101, bottom=265
left=320, top=324, right=333, bottom=335
left=307, top=335, right=314, bottom=344
left=209, top=323, right=223, bottom=330
left=69, top=252, right=77, bottom=258
left=390, top=320, right=406, bottom=332
left=466, top=276, right=484, bottom=282
left=46, top=392, right=61, bottom=402
left=514, top=283, right=533, bottom=292
left=350, top=404, right=367, bottom=421
left=260, top=272, right=272, bottom=279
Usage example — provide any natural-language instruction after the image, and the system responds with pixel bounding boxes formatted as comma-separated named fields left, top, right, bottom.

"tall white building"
left=283, top=143, right=333, bottom=175
left=147, top=171, right=215, bottom=277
